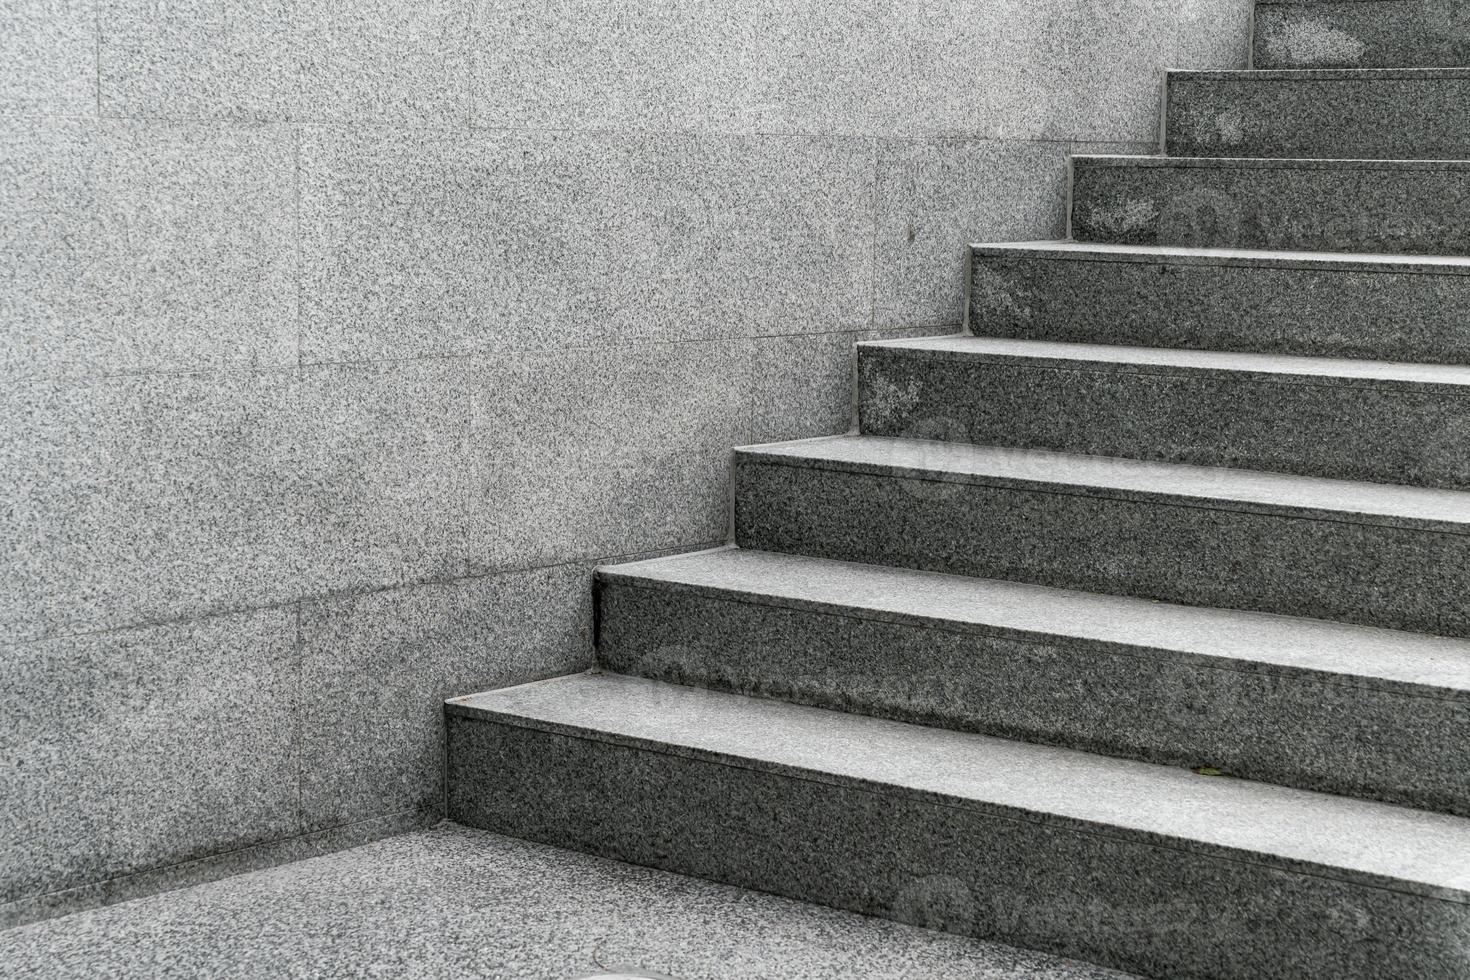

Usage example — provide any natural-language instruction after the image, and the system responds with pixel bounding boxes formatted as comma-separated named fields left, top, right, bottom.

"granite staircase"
left=446, top=6, right=1470, bottom=979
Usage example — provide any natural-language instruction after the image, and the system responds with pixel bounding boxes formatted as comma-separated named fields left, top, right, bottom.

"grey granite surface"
left=598, top=553, right=1470, bottom=814
left=1, top=608, right=298, bottom=909
left=1, top=0, right=95, bottom=118
left=1167, top=68, right=1470, bottom=160
left=733, top=437, right=1470, bottom=636
left=298, top=563, right=592, bottom=832
left=448, top=674, right=1470, bottom=980
left=858, top=335, right=1470, bottom=488
left=969, top=241, right=1470, bottom=364
left=1, top=119, right=298, bottom=380
left=100, top=0, right=471, bottom=126
left=471, top=0, right=1250, bottom=140
left=1071, top=154, right=1470, bottom=254
left=298, top=127, right=875, bottom=363
left=1254, top=0, right=1470, bottom=69
left=0, top=824, right=1138, bottom=980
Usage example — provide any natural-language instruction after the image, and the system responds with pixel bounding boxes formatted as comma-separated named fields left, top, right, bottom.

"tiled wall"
left=0, top=0, right=1251, bottom=925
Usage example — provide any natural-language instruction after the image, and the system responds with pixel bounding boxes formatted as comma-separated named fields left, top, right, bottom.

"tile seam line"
left=0, top=539, right=727, bottom=650
left=740, top=456, right=1470, bottom=536
left=451, top=713, right=1470, bottom=908
left=75, top=112, right=1156, bottom=146
left=861, top=350, right=1470, bottom=394
left=0, top=805, right=442, bottom=920
left=602, top=580, right=1470, bottom=703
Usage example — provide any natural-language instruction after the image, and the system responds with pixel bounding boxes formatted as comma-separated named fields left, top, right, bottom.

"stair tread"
left=739, top=435, right=1470, bottom=529
left=599, top=547, right=1470, bottom=695
left=448, top=671, right=1470, bottom=902
left=860, top=335, right=1470, bottom=388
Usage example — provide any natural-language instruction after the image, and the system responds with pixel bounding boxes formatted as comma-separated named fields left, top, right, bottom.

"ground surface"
left=0, top=823, right=1136, bottom=979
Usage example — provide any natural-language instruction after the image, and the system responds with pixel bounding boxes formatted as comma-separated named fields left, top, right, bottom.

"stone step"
left=1166, top=68, right=1470, bottom=159
left=1069, top=154, right=1470, bottom=254
left=1254, top=0, right=1470, bottom=69
left=733, top=435, right=1470, bottom=637
left=596, top=547, right=1470, bottom=815
left=968, top=241, right=1470, bottom=365
left=856, top=335, right=1470, bottom=489
left=446, top=671, right=1470, bottom=980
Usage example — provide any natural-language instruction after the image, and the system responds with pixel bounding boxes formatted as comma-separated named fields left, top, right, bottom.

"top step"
left=1255, top=0, right=1470, bottom=69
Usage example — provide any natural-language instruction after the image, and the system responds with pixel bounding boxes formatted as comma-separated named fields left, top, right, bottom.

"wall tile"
left=1, top=0, right=97, bottom=118
left=99, top=0, right=470, bottom=126
left=0, top=607, right=298, bottom=906
left=294, top=0, right=471, bottom=127
left=297, top=127, right=873, bottom=364
left=1, top=369, right=302, bottom=642
left=296, top=339, right=746, bottom=597
left=471, top=0, right=1249, bottom=140
left=0, top=119, right=298, bottom=380
left=298, top=563, right=590, bottom=830
left=748, top=332, right=856, bottom=446
left=873, top=138, right=1155, bottom=331
left=100, top=0, right=294, bottom=121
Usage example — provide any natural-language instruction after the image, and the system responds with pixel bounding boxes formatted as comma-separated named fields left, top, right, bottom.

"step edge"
left=1169, top=67, right=1470, bottom=81
left=1073, top=153, right=1470, bottom=172
left=446, top=679, right=1470, bottom=907
left=969, top=241, right=1470, bottom=275
left=594, top=570, right=1470, bottom=702
left=854, top=338, right=1470, bottom=393
left=734, top=439, right=1470, bottom=536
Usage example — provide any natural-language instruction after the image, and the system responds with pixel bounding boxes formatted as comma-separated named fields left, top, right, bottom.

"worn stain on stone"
left=1260, top=17, right=1367, bottom=67
left=969, top=265, right=1038, bottom=323
left=861, top=372, right=922, bottom=425
left=1214, top=106, right=1245, bottom=146
left=1085, top=198, right=1159, bottom=235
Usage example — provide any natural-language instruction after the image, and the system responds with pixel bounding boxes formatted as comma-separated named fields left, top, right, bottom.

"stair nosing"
left=597, top=548, right=1470, bottom=700
left=736, top=436, right=1470, bottom=535
left=448, top=672, right=1470, bottom=907
left=970, top=240, right=1470, bottom=275
left=1073, top=153, right=1470, bottom=172
left=1169, top=67, right=1470, bottom=82
left=856, top=336, right=1470, bottom=394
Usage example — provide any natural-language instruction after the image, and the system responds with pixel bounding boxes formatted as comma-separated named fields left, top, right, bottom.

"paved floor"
left=0, top=823, right=1135, bottom=979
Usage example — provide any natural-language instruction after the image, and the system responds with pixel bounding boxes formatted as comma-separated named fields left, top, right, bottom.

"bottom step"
left=447, top=673, right=1470, bottom=980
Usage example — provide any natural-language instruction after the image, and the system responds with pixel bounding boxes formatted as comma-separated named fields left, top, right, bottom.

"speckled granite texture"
left=968, top=242, right=1470, bottom=364
left=857, top=336, right=1470, bottom=488
left=1254, top=0, right=1470, bottom=69
left=0, top=824, right=1136, bottom=980
left=733, top=437, right=1470, bottom=637
left=597, top=549, right=1470, bottom=815
left=447, top=674, right=1470, bottom=980
left=1167, top=68, right=1470, bottom=159
left=1071, top=155, right=1470, bottom=254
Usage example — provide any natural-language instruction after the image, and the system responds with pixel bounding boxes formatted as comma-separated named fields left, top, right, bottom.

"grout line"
left=1, top=541, right=731, bottom=652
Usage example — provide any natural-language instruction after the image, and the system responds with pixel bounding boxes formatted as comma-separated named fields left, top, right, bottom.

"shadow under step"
left=446, top=671, right=1470, bottom=980
left=733, top=435, right=1470, bottom=637
left=1166, top=68, right=1470, bottom=160
left=1254, top=0, right=1470, bottom=70
left=968, top=241, right=1470, bottom=365
left=857, top=335, right=1470, bottom=489
left=597, top=547, right=1470, bottom=815
left=1070, top=155, right=1470, bottom=254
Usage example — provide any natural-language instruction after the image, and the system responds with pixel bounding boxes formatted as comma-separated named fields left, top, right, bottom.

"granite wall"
left=0, top=0, right=1251, bottom=925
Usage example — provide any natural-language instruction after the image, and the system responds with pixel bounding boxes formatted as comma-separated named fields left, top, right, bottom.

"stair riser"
left=1166, top=75, right=1470, bottom=160
left=1254, top=1, right=1470, bottom=69
left=448, top=716, right=1470, bottom=980
left=857, top=348, right=1470, bottom=490
left=1070, top=160, right=1470, bottom=254
left=734, top=458, right=1470, bottom=637
left=969, top=250, right=1470, bottom=365
left=599, top=581, right=1470, bottom=815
